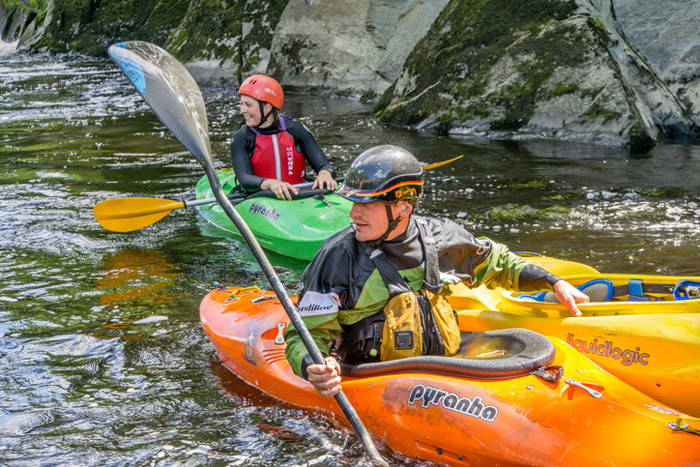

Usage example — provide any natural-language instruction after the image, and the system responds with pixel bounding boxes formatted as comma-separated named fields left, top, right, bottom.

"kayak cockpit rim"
left=340, top=329, right=556, bottom=380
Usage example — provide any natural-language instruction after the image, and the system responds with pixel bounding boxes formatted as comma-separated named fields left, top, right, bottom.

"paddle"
left=107, top=41, right=389, bottom=466
left=422, top=155, right=462, bottom=170
left=94, top=156, right=464, bottom=233
left=94, top=182, right=332, bottom=232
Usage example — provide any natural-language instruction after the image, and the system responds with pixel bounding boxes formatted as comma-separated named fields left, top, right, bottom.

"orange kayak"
left=200, top=286, right=700, bottom=466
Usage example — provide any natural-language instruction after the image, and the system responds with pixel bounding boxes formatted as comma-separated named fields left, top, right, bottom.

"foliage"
left=34, top=0, right=191, bottom=55
left=27, top=0, right=288, bottom=77
left=3, top=0, right=48, bottom=12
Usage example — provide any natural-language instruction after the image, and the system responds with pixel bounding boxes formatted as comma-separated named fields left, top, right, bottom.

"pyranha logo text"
left=248, top=203, right=280, bottom=221
left=408, top=384, right=498, bottom=422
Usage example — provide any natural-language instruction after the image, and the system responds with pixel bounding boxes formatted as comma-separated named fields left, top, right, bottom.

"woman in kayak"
left=230, top=74, right=337, bottom=200
left=284, top=145, right=590, bottom=397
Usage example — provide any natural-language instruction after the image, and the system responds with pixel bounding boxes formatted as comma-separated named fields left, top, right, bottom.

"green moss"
left=381, top=99, right=430, bottom=127
left=490, top=80, right=539, bottom=131
left=540, top=193, right=576, bottom=201
left=638, top=188, right=663, bottom=197
left=449, top=64, right=491, bottom=100
left=454, top=101, right=491, bottom=119
left=3, top=0, right=47, bottom=12
left=591, top=16, right=603, bottom=29
left=626, top=120, right=655, bottom=151
left=490, top=24, right=592, bottom=131
left=373, top=82, right=395, bottom=115
left=278, top=38, right=310, bottom=74
left=164, top=0, right=241, bottom=61
left=32, top=0, right=191, bottom=55
left=379, top=0, right=581, bottom=129
left=488, top=203, right=571, bottom=221
left=360, top=89, right=377, bottom=103
left=587, top=15, right=610, bottom=43
left=507, top=180, right=548, bottom=189
left=248, top=53, right=260, bottom=65
left=34, top=9, right=46, bottom=27
left=582, top=101, right=623, bottom=123
left=31, top=36, right=56, bottom=50
left=165, top=28, right=190, bottom=54
left=28, top=0, right=289, bottom=64
left=549, top=82, right=579, bottom=97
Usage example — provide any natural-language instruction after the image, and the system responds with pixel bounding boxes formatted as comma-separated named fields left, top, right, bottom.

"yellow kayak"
left=448, top=255, right=700, bottom=417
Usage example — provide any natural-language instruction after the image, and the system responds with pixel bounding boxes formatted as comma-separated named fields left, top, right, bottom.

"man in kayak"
left=230, top=74, right=337, bottom=200
left=285, top=145, right=589, bottom=397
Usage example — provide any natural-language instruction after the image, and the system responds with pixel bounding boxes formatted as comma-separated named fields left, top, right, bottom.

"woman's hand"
left=306, top=356, right=342, bottom=397
left=312, top=169, right=338, bottom=191
left=260, top=178, right=299, bottom=200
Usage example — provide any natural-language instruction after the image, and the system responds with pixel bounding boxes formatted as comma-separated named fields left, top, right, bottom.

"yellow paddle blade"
left=422, top=155, right=463, bottom=170
left=93, top=197, right=185, bottom=232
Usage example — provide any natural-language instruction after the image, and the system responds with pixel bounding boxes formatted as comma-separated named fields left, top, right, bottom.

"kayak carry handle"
left=673, top=280, right=700, bottom=301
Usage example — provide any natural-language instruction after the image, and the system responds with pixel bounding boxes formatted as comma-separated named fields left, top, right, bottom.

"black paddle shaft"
left=196, top=109, right=388, bottom=467
left=108, top=40, right=388, bottom=466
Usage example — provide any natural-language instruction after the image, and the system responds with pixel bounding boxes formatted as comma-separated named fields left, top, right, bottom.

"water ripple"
left=1, top=49, right=700, bottom=466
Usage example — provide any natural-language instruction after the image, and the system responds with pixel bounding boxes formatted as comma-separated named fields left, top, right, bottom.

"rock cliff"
left=4, top=0, right=699, bottom=148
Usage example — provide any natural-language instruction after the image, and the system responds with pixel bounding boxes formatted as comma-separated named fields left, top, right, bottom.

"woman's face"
left=240, top=95, right=273, bottom=127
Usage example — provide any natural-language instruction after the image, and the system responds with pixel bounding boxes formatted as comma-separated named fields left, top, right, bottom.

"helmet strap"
left=256, top=102, right=276, bottom=129
left=369, top=204, right=402, bottom=248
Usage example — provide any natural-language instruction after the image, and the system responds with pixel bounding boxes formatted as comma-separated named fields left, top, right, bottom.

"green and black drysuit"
left=284, top=215, right=561, bottom=378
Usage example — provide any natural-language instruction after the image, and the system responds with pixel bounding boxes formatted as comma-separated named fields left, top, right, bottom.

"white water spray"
left=0, top=39, right=18, bottom=56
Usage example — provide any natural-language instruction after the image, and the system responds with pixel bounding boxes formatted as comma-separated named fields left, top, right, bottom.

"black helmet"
left=337, top=145, right=423, bottom=203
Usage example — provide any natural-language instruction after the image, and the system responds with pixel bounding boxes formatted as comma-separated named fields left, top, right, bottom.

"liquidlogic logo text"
left=408, top=384, right=498, bottom=422
left=248, top=203, right=280, bottom=221
left=566, top=333, right=649, bottom=366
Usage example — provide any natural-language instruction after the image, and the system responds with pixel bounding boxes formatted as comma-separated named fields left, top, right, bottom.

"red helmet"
left=238, top=75, right=284, bottom=110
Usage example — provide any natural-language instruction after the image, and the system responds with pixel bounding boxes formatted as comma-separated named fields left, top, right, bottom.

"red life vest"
left=249, top=117, right=306, bottom=184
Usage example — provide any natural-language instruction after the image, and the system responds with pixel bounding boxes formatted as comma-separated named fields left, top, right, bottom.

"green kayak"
left=195, top=169, right=352, bottom=261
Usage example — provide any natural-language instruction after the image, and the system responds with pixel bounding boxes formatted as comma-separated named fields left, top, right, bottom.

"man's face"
left=350, top=201, right=403, bottom=242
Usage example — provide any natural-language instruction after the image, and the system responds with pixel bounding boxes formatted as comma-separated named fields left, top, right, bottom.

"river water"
left=1, top=42, right=699, bottom=466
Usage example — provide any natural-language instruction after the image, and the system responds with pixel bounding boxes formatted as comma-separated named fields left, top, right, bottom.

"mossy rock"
left=626, top=121, right=655, bottom=151
left=378, top=0, right=579, bottom=129
left=29, top=0, right=287, bottom=69
left=35, top=0, right=191, bottom=55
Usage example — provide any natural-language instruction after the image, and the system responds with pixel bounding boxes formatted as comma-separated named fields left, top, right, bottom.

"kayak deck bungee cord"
left=195, top=169, right=352, bottom=261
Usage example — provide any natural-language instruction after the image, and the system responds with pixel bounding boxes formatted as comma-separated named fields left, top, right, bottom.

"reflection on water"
left=95, top=248, right=179, bottom=306
left=0, top=47, right=699, bottom=466
left=93, top=248, right=181, bottom=340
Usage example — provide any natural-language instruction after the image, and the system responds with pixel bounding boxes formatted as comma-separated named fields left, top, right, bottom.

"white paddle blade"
left=108, top=41, right=212, bottom=164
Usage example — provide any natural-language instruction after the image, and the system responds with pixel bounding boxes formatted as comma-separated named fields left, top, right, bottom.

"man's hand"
left=553, top=280, right=590, bottom=316
left=307, top=356, right=342, bottom=397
